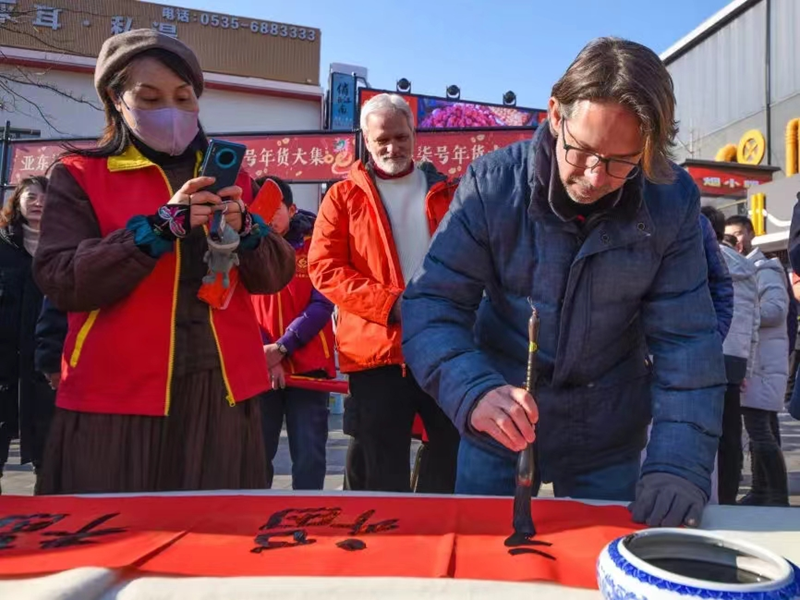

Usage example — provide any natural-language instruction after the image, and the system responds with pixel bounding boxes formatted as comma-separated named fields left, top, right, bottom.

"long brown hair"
left=550, top=37, right=678, bottom=184
left=64, top=48, right=207, bottom=158
left=0, top=175, right=49, bottom=229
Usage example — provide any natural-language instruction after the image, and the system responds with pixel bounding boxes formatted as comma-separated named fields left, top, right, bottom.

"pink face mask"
left=121, top=99, right=199, bottom=156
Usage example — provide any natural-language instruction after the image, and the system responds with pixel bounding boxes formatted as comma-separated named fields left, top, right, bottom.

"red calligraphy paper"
left=0, top=493, right=641, bottom=589
left=138, top=495, right=459, bottom=578
left=452, top=497, right=644, bottom=588
left=0, top=495, right=226, bottom=576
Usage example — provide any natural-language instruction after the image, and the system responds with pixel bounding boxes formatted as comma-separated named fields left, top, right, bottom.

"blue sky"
left=159, top=0, right=731, bottom=109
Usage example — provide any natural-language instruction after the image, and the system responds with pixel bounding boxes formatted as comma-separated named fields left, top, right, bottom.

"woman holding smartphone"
left=33, top=29, right=295, bottom=495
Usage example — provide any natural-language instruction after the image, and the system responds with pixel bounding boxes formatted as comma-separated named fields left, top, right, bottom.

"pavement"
left=2, top=412, right=798, bottom=505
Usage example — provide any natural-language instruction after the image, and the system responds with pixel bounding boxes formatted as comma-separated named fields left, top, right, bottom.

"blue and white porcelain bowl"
left=597, top=528, right=800, bottom=600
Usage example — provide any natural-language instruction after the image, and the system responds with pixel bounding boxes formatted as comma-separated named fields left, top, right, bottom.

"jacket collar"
left=107, top=145, right=203, bottom=173
left=352, top=158, right=449, bottom=194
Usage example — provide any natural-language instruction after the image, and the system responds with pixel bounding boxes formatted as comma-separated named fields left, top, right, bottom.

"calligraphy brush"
left=512, top=300, right=539, bottom=538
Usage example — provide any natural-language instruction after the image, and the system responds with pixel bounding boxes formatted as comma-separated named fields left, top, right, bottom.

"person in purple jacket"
left=251, top=176, right=336, bottom=490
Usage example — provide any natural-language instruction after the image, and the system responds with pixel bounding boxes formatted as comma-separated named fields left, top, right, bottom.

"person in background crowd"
left=251, top=175, right=335, bottom=490
left=725, top=215, right=789, bottom=506
left=33, top=30, right=295, bottom=495
left=783, top=274, right=799, bottom=405
left=402, top=37, right=726, bottom=527
left=788, top=273, right=800, bottom=421
left=35, top=297, right=67, bottom=393
left=699, top=211, right=733, bottom=341
left=0, top=175, right=56, bottom=495
left=309, top=93, right=461, bottom=493
left=703, top=206, right=759, bottom=505
left=788, top=190, right=800, bottom=274
left=785, top=192, right=800, bottom=420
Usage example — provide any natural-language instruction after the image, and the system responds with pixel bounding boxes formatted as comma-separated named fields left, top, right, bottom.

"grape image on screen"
left=419, top=101, right=535, bottom=128
left=420, top=102, right=500, bottom=128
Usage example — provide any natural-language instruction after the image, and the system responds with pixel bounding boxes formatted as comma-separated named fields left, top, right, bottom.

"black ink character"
left=0, top=514, right=69, bottom=551
left=504, top=532, right=555, bottom=561
left=336, top=538, right=366, bottom=551
left=0, top=513, right=67, bottom=533
left=264, top=507, right=342, bottom=529
left=251, top=529, right=317, bottom=553
left=331, top=510, right=399, bottom=535
left=252, top=508, right=342, bottom=553
left=40, top=513, right=126, bottom=549
left=0, top=535, right=16, bottom=550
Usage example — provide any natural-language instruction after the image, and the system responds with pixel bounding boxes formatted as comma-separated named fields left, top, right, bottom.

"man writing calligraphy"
left=401, top=37, right=725, bottom=527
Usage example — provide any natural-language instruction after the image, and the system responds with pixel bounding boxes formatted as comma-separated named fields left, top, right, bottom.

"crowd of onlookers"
left=701, top=207, right=797, bottom=506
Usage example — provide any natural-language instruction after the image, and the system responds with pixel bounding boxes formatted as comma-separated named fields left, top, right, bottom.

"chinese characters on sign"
left=7, top=129, right=535, bottom=186
left=330, top=72, right=356, bottom=131
left=32, top=4, right=61, bottom=30
left=0, top=0, right=17, bottom=25
left=684, top=165, right=774, bottom=198
left=151, top=21, right=178, bottom=38
left=415, top=129, right=534, bottom=177
left=110, top=15, right=133, bottom=35
left=231, top=133, right=356, bottom=182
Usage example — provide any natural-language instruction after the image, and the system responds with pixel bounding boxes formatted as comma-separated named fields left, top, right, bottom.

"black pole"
left=0, top=120, right=11, bottom=192
left=351, top=72, right=358, bottom=132
left=765, top=0, right=772, bottom=166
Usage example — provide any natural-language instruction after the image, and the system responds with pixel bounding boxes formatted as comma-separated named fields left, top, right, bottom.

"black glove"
left=628, top=473, right=707, bottom=528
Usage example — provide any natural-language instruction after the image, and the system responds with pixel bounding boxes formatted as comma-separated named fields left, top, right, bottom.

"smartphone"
left=199, top=138, right=247, bottom=194
left=199, top=139, right=247, bottom=241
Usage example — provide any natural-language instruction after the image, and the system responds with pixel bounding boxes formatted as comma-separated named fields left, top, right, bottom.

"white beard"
left=375, top=156, right=411, bottom=175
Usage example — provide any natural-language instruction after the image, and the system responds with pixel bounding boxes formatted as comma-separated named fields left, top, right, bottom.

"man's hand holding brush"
left=470, top=386, right=538, bottom=452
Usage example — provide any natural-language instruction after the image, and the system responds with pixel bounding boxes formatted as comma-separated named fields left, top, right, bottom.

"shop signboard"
left=0, top=0, right=321, bottom=85
left=358, top=88, right=547, bottom=130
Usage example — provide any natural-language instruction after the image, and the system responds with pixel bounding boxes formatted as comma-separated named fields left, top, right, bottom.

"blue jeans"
left=260, top=386, right=329, bottom=490
left=455, top=437, right=639, bottom=501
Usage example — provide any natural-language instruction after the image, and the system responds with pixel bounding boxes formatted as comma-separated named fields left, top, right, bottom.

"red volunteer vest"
left=57, top=146, right=269, bottom=416
left=251, top=236, right=336, bottom=378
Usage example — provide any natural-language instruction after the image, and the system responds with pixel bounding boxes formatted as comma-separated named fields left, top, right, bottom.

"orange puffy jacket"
left=308, top=160, right=458, bottom=373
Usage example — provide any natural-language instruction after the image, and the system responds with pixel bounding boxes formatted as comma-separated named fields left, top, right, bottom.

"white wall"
left=1, top=64, right=323, bottom=211
left=0, top=66, right=104, bottom=137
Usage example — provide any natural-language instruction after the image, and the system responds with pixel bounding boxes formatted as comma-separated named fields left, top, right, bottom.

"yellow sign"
left=0, top=0, right=321, bottom=85
left=737, top=129, right=766, bottom=165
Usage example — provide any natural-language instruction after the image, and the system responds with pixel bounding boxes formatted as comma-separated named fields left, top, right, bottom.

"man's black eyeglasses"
left=561, top=119, right=641, bottom=180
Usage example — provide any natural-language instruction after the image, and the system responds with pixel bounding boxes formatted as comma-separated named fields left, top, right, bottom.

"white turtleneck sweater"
left=375, top=168, right=431, bottom=284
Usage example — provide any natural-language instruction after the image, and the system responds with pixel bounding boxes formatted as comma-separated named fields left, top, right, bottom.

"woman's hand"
left=263, top=343, right=285, bottom=369
left=217, top=185, right=244, bottom=232
left=167, top=178, right=244, bottom=231
left=168, top=176, right=221, bottom=229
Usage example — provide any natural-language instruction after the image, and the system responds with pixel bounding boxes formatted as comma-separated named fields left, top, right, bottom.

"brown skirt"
left=37, top=369, right=267, bottom=495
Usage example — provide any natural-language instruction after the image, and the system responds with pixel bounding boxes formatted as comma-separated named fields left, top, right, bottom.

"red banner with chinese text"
left=5, top=134, right=358, bottom=186
left=0, top=494, right=641, bottom=588
left=685, top=165, right=774, bottom=198
left=5, top=129, right=534, bottom=187
left=415, top=129, right=533, bottom=177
